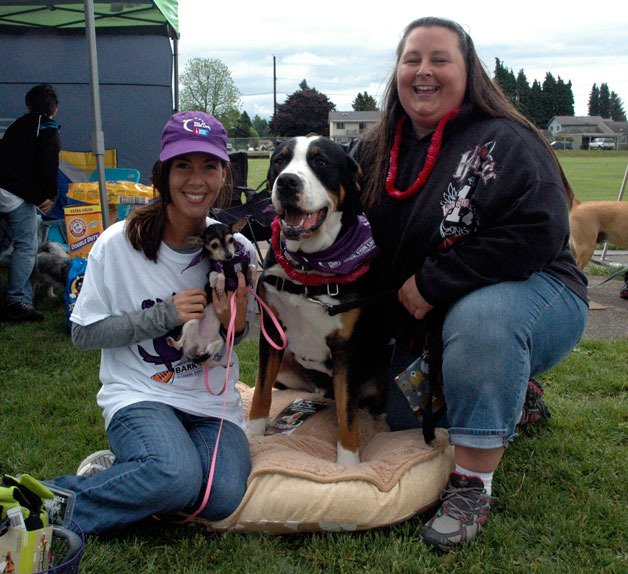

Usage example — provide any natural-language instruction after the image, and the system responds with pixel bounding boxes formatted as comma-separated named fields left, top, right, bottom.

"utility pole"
left=273, top=55, right=277, bottom=143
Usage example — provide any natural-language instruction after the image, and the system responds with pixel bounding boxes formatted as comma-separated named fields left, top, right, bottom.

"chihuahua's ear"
left=231, top=217, right=249, bottom=235
left=185, top=235, right=203, bottom=246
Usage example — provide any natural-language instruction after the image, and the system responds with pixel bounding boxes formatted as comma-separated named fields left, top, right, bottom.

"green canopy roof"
left=0, top=1, right=178, bottom=36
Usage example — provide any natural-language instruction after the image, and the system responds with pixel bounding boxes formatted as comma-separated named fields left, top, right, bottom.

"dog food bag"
left=66, top=181, right=157, bottom=205
left=64, top=257, right=87, bottom=332
left=64, top=204, right=104, bottom=259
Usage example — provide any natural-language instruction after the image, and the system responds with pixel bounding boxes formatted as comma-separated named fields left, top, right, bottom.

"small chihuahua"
left=191, top=217, right=253, bottom=295
left=167, top=217, right=254, bottom=364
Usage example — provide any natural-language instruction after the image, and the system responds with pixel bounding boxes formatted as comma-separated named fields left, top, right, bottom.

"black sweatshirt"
left=0, top=112, right=60, bottom=205
left=354, top=105, right=587, bottom=338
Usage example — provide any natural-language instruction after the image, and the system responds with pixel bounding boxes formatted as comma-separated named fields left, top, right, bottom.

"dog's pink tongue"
left=284, top=208, right=320, bottom=229
left=284, top=208, right=304, bottom=227
left=300, top=211, right=320, bottom=230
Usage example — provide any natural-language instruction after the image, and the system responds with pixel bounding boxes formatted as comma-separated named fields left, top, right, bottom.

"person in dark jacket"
left=0, top=84, right=60, bottom=322
left=352, top=17, right=588, bottom=550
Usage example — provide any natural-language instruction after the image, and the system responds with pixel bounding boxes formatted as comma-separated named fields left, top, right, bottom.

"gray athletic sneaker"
left=420, top=472, right=491, bottom=551
left=76, top=449, right=116, bottom=477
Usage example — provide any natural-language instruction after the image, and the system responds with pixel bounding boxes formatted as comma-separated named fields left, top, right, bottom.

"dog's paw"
left=246, top=417, right=268, bottom=438
left=209, top=271, right=227, bottom=296
left=336, top=443, right=360, bottom=467
left=202, top=337, right=224, bottom=361
left=166, top=335, right=184, bottom=350
left=215, top=274, right=226, bottom=296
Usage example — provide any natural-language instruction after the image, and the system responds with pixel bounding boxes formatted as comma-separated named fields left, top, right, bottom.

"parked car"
left=588, top=138, right=616, bottom=150
left=550, top=140, right=573, bottom=150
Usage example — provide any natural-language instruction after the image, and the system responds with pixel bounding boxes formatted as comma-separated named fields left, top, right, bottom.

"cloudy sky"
left=177, top=0, right=628, bottom=120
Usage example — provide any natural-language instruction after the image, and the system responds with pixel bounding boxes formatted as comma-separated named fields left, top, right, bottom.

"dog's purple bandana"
left=281, top=215, right=379, bottom=276
left=209, top=241, right=251, bottom=291
left=183, top=240, right=250, bottom=291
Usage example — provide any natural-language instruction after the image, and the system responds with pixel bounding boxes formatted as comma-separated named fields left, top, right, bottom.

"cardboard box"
left=64, top=204, right=105, bottom=259
left=0, top=526, right=52, bottom=574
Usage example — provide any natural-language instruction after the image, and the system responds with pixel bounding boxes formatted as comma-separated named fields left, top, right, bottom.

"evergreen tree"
left=231, top=110, right=252, bottom=140
left=528, top=80, right=545, bottom=127
left=493, top=58, right=517, bottom=104
left=252, top=115, right=270, bottom=138
left=352, top=91, right=379, bottom=111
left=515, top=69, right=532, bottom=117
left=270, top=81, right=336, bottom=137
left=539, top=72, right=560, bottom=127
left=599, top=83, right=611, bottom=118
left=556, top=76, right=574, bottom=116
left=609, top=92, right=627, bottom=121
left=588, top=84, right=600, bottom=116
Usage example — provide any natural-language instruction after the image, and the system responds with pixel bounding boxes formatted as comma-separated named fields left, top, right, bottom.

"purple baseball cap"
left=159, top=111, right=230, bottom=163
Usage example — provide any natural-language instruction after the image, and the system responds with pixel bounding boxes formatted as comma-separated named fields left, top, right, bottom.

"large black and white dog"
left=247, top=136, right=389, bottom=466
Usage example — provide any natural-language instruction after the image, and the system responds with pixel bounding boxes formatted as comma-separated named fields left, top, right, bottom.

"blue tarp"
left=0, top=28, right=173, bottom=183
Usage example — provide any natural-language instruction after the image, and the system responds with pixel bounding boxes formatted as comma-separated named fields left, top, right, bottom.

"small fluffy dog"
left=247, top=136, right=389, bottom=467
left=0, top=240, right=70, bottom=297
left=167, top=218, right=252, bottom=363
left=569, top=198, right=628, bottom=269
left=33, top=241, right=71, bottom=297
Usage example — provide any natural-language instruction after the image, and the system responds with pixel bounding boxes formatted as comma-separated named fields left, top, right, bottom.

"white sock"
left=455, top=464, right=493, bottom=496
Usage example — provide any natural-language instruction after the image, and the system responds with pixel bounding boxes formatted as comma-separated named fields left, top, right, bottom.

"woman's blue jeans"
left=387, top=273, right=588, bottom=448
left=49, top=402, right=251, bottom=534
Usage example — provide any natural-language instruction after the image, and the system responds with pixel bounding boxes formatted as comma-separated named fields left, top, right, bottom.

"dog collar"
left=181, top=239, right=248, bottom=275
left=270, top=216, right=379, bottom=286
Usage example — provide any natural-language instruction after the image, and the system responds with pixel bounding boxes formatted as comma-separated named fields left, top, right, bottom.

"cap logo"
left=182, top=117, right=211, bottom=137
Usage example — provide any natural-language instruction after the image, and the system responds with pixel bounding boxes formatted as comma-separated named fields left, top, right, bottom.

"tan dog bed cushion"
left=199, top=384, right=454, bottom=533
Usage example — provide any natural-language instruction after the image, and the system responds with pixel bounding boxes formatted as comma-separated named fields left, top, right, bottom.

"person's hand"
left=172, top=288, right=207, bottom=324
left=398, top=275, right=433, bottom=320
left=212, top=272, right=248, bottom=334
left=38, top=199, right=54, bottom=213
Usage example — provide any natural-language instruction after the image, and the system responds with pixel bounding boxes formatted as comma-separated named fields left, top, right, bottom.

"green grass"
left=1, top=152, right=626, bottom=572
left=0, top=296, right=626, bottom=573
left=556, top=151, right=627, bottom=201
left=248, top=157, right=271, bottom=191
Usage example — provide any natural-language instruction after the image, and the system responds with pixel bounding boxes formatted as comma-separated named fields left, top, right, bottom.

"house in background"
left=547, top=116, right=628, bottom=149
left=329, top=111, right=380, bottom=144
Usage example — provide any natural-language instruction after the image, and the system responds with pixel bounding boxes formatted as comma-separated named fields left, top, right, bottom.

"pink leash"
left=176, top=287, right=287, bottom=523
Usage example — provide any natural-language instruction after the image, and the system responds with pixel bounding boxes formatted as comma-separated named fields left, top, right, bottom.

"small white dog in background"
left=33, top=241, right=71, bottom=297
left=0, top=240, right=70, bottom=298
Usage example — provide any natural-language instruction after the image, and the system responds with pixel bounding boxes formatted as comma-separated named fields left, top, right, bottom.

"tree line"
left=493, top=59, right=626, bottom=126
left=180, top=57, right=626, bottom=144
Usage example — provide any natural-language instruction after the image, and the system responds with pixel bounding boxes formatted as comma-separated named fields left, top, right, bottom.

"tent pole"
left=84, top=0, right=110, bottom=228
left=173, top=33, right=179, bottom=112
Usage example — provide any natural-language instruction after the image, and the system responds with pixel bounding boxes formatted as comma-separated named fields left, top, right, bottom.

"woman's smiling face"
left=168, top=152, right=225, bottom=221
left=396, top=25, right=467, bottom=138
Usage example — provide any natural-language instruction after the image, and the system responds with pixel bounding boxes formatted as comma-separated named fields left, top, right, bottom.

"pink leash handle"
left=177, top=288, right=287, bottom=523
left=247, top=286, right=288, bottom=351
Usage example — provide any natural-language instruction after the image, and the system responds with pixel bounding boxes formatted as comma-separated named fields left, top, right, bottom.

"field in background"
left=248, top=152, right=628, bottom=202
left=557, top=151, right=627, bottom=201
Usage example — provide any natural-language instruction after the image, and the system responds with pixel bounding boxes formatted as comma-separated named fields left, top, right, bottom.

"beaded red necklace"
left=385, top=107, right=460, bottom=200
left=270, top=217, right=372, bottom=286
